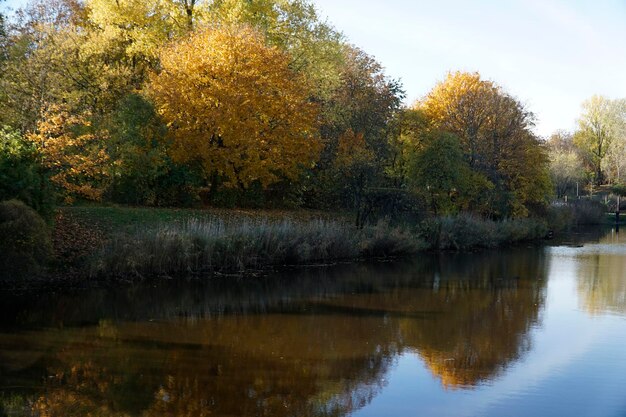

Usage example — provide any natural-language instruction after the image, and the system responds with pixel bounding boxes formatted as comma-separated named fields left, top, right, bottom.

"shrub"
left=571, top=200, right=606, bottom=225
left=360, top=220, right=425, bottom=257
left=0, top=127, right=54, bottom=217
left=418, top=213, right=547, bottom=250
left=0, top=200, right=52, bottom=280
left=546, top=199, right=606, bottom=231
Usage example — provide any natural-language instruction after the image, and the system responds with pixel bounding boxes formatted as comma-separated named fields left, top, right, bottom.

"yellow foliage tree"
left=148, top=24, right=321, bottom=190
left=27, top=105, right=109, bottom=203
left=418, top=71, right=551, bottom=217
left=421, top=71, right=501, bottom=168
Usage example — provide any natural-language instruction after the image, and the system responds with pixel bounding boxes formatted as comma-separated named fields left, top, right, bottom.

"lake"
left=1, top=228, right=625, bottom=416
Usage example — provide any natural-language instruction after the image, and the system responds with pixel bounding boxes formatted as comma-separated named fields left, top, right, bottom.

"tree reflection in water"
left=576, top=229, right=626, bottom=316
left=0, top=247, right=549, bottom=416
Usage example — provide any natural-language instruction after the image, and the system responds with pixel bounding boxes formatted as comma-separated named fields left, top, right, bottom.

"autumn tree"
left=148, top=24, right=321, bottom=193
left=209, top=0, right=345, bottom=101
left=323, top=45, right=404, bottom=162
left=27, top=105, right=108, bottom=202
left=84, top=0, right=209, bottom=64
left=418, top=71, right=551, bottom=217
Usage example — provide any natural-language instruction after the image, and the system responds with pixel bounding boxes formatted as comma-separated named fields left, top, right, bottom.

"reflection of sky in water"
left=356, top=231, right=626, bottom=417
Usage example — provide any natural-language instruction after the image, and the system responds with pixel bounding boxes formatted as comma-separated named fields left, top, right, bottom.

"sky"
left=3, top=0, right=626, bottom=137
left=312, top=0, right=626, bottom=137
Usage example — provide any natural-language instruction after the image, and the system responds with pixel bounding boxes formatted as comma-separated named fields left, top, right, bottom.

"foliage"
left=104, top=93, right=201, bottom=206
left=85, top=0, right=206, bottom=62
left=332, top=129, right=377, bottom=225
left=0, top=199, right=51, bottom=279
left=27, top=104, right=109, bottom=203
left=148, top=24, right=321, bottom=193
left=209, top=0, right=345, bottom=101
left=604, top=101, right=626, bottom=184
left=322, top=45, right=404, bottom=161
left=548, top=149, right=585, bottom=198
left=408, top=132, right=471, bottom=215
left=547, top=132, right=585, bottom=198
left=418, top=71, right=552, bottom=218
left=0, top=0, right=587, bottom=219
left=309, top=45, right=404, bottom=218
left=0, top=0, right=91, bottom=130
left=0, top=126, right=54, bottom=216
left=612, top=184, right=626, bottom=197
left=0, top=0, right=6, bottom=55
left=573, top=96, right=624, bottom=184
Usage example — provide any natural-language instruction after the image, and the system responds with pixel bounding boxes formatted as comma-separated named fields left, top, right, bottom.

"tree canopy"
left=148, top=24, right=321, bottom=190
left=415, top=72, right=552, bottom=217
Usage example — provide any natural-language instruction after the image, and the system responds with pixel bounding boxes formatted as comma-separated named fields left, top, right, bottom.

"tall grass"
left=419, top=214, right=548, bottom=251
left=93, top=219, right=424, bottom=278
left=547, top=200, right=607, bottom=232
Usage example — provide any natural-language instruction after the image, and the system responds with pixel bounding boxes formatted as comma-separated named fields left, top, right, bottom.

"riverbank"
left=1, top=203, right=612, bottom=288
left=60, top=206, right=549, bottom=280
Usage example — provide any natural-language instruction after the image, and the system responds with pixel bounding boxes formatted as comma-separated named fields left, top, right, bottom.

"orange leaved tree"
left=27, top=105, right=109, bottom=203
left=148, top=24, right=321, bottom=193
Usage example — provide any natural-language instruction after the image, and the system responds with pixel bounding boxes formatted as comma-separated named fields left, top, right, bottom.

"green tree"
left=574, top=95, right=622, bottom=184
left=104, top=94, right=201, bottom=206
left=0, top=126, right=54, bottom=215
left=0, top=0, right=7, bottom=54
left=407, top=131, right=493, bottom=216
left=408, top=132, right=468, bottom=215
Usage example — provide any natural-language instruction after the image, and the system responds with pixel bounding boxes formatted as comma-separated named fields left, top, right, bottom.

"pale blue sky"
left=3, top=0, right=626, bottom=137
left=313, top=0, right=626, bottom=137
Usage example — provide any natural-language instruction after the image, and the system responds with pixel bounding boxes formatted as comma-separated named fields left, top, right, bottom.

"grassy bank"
left=92, top=218, right=423, bottom=278
left=3, top=204, right=604, bottom=283
left=88, top=208, right=558, bottom=280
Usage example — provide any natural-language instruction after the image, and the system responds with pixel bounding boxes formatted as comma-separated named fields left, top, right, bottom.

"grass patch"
left=62, top=205, right=349, bottom=237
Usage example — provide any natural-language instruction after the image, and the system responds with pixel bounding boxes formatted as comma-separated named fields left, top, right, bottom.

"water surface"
left=1, top=229, right=625, bottom=416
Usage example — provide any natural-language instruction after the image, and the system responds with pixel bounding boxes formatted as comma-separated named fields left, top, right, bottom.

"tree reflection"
left=577, top=229, right=626, bottom=315
left=0, top=248, right=549, bottom=416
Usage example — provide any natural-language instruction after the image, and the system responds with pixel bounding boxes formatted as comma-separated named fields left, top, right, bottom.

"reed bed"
left=419, top=214, right=548, bottom=251
left=93, top=218, right=424, bottom=278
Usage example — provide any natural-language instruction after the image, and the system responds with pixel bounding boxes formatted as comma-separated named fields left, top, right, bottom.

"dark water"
left=1, top=229, right=625, bottom=416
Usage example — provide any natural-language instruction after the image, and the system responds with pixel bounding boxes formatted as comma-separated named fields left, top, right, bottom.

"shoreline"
left=1, top=204, right=615, bottom=291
